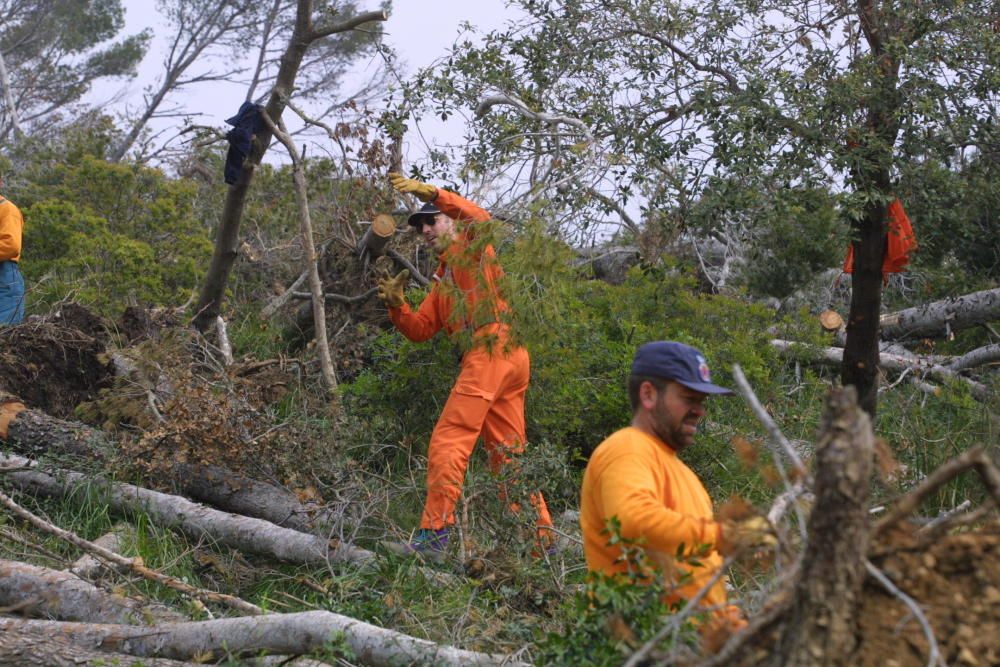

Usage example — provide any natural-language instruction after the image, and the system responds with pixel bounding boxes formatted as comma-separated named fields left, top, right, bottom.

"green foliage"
left=899, top=151, right=1000, bottom=290
left=536, top=518, right=701, bottom=666
left=18, top=155, right=212, bottom=314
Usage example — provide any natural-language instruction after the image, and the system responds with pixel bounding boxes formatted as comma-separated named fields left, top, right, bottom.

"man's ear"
left=638, top=381, right=660, bottom=410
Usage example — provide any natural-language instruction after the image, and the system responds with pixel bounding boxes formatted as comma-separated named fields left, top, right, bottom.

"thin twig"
left=865, top=559, right=943, bottom=667
left=387, top=249, right=430, bottom=286
left=920, top=499, right=973, bottom=532
left=875, top=446, right=1000, bottom=536
left=732, top=364, right=810, bottom=542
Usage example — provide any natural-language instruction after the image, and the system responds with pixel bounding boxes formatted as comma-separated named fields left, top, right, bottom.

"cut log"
left=0, top=614, right=525, bottom=667
left=775, top=386, right=874, bottom=666
left=1, top=452, right=376, bottom=570
left=0, top=559, right=184, bottom=624
left=819, top=309, right=844, bottom=332
left=358, top=214, right=397, bottom=259
left=880, top=286, right=1000, bottom=340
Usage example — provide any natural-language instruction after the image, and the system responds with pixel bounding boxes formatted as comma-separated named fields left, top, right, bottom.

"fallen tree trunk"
left=0, top=559, right=184, bottom=624
left=770, top=339, right=991, bottom=400
left=0, top=613, right=525, bottom=667
left=0, top=629, right=199, bottom=667
left=879, top=286, right=1000, bottom=340
left=0, top=452, right=376, bottom=570
left=0, top=399, right=338, bottom=537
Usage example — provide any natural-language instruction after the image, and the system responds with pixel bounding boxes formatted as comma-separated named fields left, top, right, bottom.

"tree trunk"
left=880, top=287, right=1000, bottom=341
left=770, top=339, right=992, bottom=400
left=0, top=629, right=199, bottom=667
left=263, top=111, right=337, bottom=392
left=0, top=401, right=338, bottom=536
left=0, top=49, right=23, bottom=141
left=841, top=210, right=887, bottom=419
left=0, top=559, right=184, bottom=624
left=1, top=453, right=376, bottom=569
left=193, top=3, right=388, bottom=332
left=776, top=386, right=873, bottom=666
left=0, top=614, right=524, bottom=667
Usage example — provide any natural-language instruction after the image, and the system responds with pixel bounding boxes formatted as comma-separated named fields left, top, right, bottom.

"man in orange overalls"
left=379, top=173, right=553, bottom=558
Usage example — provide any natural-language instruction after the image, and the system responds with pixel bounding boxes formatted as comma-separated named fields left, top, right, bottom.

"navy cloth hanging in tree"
left=224, top=102, right=265, bottom=185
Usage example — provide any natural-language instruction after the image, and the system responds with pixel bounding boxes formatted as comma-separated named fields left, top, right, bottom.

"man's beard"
left=650, top=404, right=696, bottom=452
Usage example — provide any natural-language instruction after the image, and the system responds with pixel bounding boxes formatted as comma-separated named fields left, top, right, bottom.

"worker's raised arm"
left=388, top=286, right=446, bottom=342
left=431, top=189, right=491, bottom=225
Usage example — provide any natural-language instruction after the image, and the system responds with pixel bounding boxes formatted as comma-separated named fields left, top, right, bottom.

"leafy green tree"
left=408, top=0, right=999, bottom=417
left=0, top=0, right=149, bottom=143
left=17, top=152, right=212, bottom=314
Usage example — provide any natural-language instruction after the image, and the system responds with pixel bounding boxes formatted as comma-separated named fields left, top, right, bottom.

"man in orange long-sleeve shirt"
left=581, top=342, right=774, bottom=623
left=379, top=173, right=553, bottom=559
left=0, top=175, right=25, bottom=325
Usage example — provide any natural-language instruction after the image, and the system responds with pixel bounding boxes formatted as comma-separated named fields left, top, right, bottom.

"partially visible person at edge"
left=580, top=341, right=777, bottom=628
left=377, top=172, right=553, bottom=558
left=0, top=174, right=25, bottom=325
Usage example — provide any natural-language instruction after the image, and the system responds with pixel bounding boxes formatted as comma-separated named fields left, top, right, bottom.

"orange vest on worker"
left=389, top=189, right=508, bottom=342
left=843, top=198, right=917, bottom=277
left=0, top=197, right=23, bottom=263
left=581, top=427, right=732, bottom=613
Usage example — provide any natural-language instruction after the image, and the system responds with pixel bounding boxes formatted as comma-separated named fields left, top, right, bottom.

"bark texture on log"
left=0, top=559, right=184, bottom=624
left=776, top=386, right=873, bottom=666
left=1, top=453, right=375, bottom=569
left=0, top=629, right=199, bottom=667
left=880, top=287, right=1000, bottom=341
left=0, top=614, right=525, bottom=667
left=0, top=403, right=337, bottom=537
left=770, top=340, right=991, bottom=400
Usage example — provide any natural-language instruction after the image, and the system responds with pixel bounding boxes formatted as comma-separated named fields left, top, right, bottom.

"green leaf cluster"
left=18, top=154, right=212, bottom=314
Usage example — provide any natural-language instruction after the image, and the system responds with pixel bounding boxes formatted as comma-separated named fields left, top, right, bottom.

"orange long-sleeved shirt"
left=389, top=189, right=509, bottom=342
left=580, top=426, right=730, bottom=611
left=0, top=197, right=23, bottom=263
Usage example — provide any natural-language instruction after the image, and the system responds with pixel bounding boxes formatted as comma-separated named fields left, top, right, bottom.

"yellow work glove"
left=718, top=515, right=778, bottom=556
left=388, top=172, right=438, bottom=202
left=377, top=269, right=409, bottom=308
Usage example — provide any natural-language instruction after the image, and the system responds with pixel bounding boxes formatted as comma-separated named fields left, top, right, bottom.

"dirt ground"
left=0, top=303, right=114, bottom=418
left=857, top=522, right=1000, bottom=667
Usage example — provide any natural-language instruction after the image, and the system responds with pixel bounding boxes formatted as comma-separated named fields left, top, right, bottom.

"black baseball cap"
left=630, top=341, right=733, bottom=395
left=407, top=202, right=441, bottom=228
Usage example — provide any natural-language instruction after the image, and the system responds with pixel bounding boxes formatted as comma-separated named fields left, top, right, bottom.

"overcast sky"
left=95, top=1, right=520, bottom=164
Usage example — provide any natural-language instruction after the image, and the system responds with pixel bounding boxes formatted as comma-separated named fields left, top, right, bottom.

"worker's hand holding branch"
left=718, top=515, right=778, bottom=556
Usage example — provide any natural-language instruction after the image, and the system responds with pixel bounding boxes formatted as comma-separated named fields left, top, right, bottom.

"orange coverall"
left=388, top=189, right=553, bottom=531
left=580, top=426, right=738, bottom=620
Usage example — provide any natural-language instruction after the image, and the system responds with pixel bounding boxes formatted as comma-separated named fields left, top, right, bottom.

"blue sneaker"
left=408, top=528, right=450, bottom=553
left=386, top=528, right=450, bottom=562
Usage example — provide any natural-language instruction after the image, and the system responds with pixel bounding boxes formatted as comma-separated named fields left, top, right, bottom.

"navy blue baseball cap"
left=407, top=201, right=441, bottom=228
left=630, top=342, right=734, bottom=395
